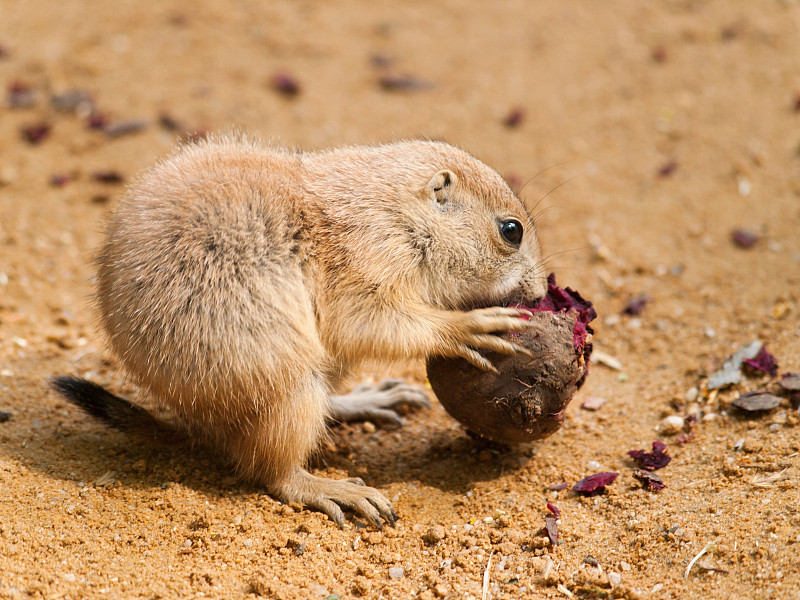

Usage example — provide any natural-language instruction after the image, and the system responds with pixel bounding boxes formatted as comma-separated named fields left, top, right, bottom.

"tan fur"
left=94, top=135, right=547, bottom=526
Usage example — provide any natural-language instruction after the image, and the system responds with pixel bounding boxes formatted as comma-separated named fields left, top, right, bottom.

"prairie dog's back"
left=97, top=138, right=324, bottom=425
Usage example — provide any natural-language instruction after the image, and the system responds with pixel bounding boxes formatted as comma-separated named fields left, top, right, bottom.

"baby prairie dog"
left=52, top=136, right=548, bottom=527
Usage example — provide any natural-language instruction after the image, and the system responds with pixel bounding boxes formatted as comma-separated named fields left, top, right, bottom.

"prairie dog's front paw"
left=444, top=306, right=534, bottom=372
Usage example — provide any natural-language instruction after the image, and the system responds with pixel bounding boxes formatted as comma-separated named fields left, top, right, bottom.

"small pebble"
left=362, top=421, right=376, bottom=434
left=422, top=525, right=445, bottom=545
left=620, top=561, right=631, bottom=572
left=659, top=415, right=685, bottom=435
left=607, top=571, right=621, bottom=586
left=0, top=410, right=12, bottom=423
left=587, top=460, right=601, bottom=471
left=388, top=566, right=404, bottom=579
left=685, top=387, right=699, bottom=402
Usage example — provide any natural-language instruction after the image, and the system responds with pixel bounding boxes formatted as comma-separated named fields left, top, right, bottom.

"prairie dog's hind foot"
left=272, top=467, right=396, bottom=529
left=329, top=379, right=430, bottom=426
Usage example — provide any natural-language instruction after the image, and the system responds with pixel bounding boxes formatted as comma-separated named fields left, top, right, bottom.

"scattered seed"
left=622, top=293, right=652, bottom=316
left=548, top=482, right=569, bottom=491
left=422, top=525, right=445, bottom=545
left=92, top=171, right=124, bottom=184
left=50, top=173, right=72, bottom=187
left=651, top=46, right=668, bottom=63
left=7, top=80, right=36, bottom=108
left=544, top=516, right=559, bottom=545
left=580, top=396, right=607, bottom=411
left=271, top=71, right=301, bottom=97
left=158, top=112, right=182, bottom=131
left=504, top=172, right=523, bottom=195
left=50, top=89, right=93, bottom=113
left=105, top=119, right=148, bottom=138
left=87, top=111, right=109, bottom=130
left=731, top=228, right=759, bottom=248
left=378, top=74, right=433, bottom=91
left=778, top=373, right=800, bottom=392
left=370, top=54, right=394, bottom=69
left=591, top=350, right=623, bottom=371
left=657, top=160, right=678, bottom=178
left=503, top=107, right=526, bottom=128
left=21, top=122, right=51, bottom=144
left=732, top=391, right=782, bottom=413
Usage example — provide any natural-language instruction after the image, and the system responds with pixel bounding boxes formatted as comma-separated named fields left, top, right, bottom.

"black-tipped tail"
left=50, top=376, right=186, bottom=444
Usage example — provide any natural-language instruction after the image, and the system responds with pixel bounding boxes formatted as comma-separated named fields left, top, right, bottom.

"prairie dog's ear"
left=428, top=170, right=455, bottom=205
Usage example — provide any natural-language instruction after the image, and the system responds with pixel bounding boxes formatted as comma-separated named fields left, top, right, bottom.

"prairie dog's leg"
left=232, top=374, right=395, bottom=528
left=329, top=379, right=430, bottom=426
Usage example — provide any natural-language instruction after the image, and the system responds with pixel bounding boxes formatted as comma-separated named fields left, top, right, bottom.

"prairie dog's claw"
left=444, top=306, right=536, bottom=368
left=273, top=469, right=395, bottom=529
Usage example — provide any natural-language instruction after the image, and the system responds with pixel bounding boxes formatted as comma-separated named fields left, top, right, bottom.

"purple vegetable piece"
left=21, top=122, right=51, bottom=144
left=548, top=482, right=569, bottom=491
left=573, top=472, right=618, bottom=495
left=628, top=441, right=671, bottom=471
left=514, top=273, right=597, bottom=353
left=546, top=502, right=560, bottom=518
left=7, top=80, right=36, bottom=108
left=622, top=293, right=651, bottom=316
left=657, top=160, right=678, bottom=178
left=271, top=71, right=301, bottom=96
left=50, top=173, right=71, bottom=187
left=87, top=111, right=108, bottom=130
left=731, top=229, right=759, bottom=248
left=503, top=107, right=526, bottom=128
left=633, top=469, right=666, bottom=492
left=742, top=345, right=778, bottom=377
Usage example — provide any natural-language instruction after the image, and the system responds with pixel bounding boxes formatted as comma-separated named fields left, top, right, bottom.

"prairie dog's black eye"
left=499, top=219, right=523, bottom=247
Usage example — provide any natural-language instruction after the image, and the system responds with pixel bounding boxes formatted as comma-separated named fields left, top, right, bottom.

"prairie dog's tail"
left=50, top=376, right=187, bottom=444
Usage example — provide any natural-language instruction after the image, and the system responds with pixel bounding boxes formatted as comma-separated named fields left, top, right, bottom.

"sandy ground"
left=2, top=1, right=800, bottom=598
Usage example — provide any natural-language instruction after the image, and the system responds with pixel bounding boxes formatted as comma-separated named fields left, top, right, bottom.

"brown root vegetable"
left=427, top=275, right=595, bottom=444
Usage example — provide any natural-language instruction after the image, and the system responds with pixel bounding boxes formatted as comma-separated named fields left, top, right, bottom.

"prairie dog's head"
left=409, top=146, right=547, bottom=309
left=303, top=140, right=547, bottom=310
